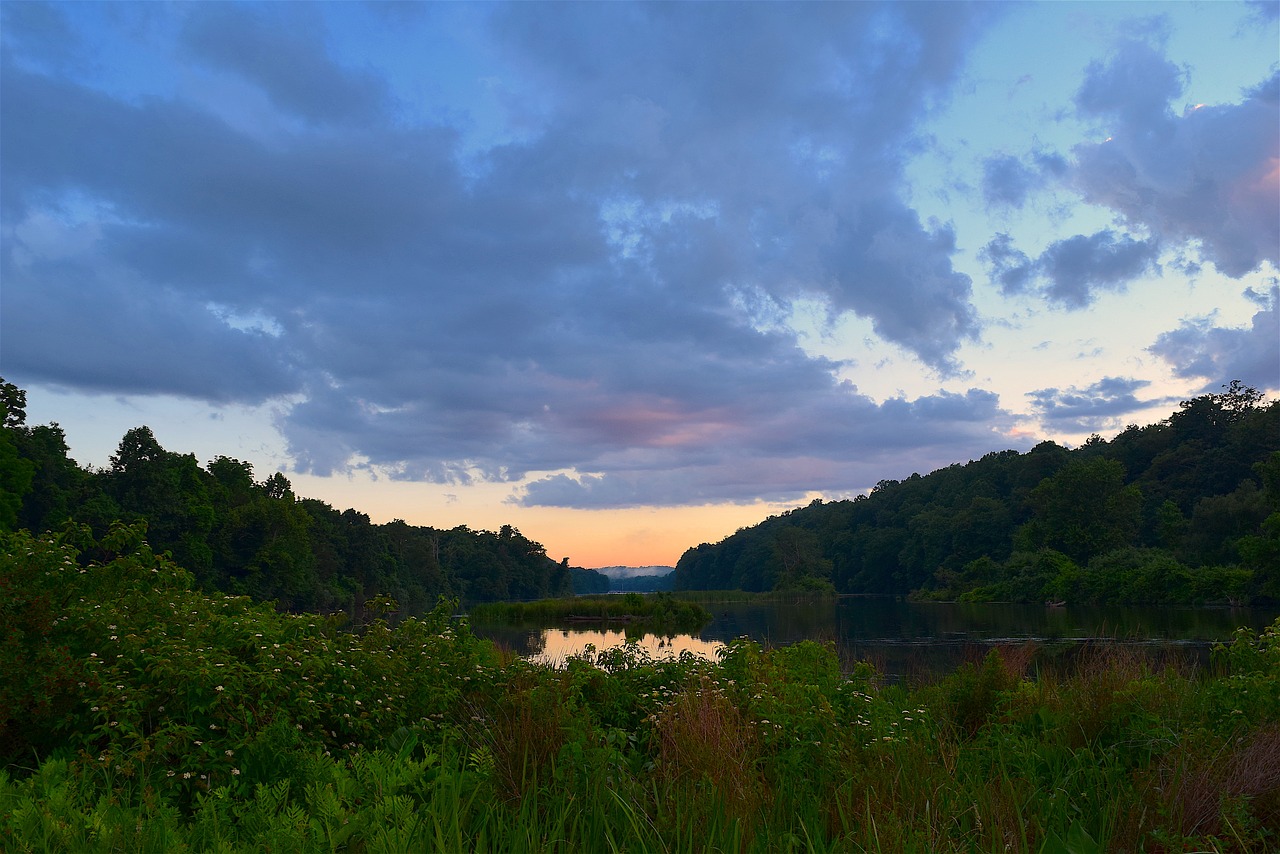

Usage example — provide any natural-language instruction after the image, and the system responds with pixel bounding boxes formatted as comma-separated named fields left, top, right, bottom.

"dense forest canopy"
left=675, top=381, right=1279, bottom=605
left=3, top=378, right=1277, bottom=611
left=0, top=379, right=575, bottom=618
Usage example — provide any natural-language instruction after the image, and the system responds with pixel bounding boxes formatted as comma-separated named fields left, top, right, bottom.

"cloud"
left=0, top=4, right=1014, bottom=507
left=181, top=4, right=390, bottom=126
left=0, top=1, right=83, bottom=75
left=1149, top=285, right=1280, bottom=392
left=1027, top=376, right=1165, bottom=433
left=1070, top=41, right=1279, bottom=278
left=981, top=151, right=1068, bottom=209
left=1036, top=230, right=1161, bottom=307
left=1075, top=37, right=1185, bottom=130
left=1244, top=1, right=1280, bottom=24
left=517, top=388, right=1021, bottom=508
left=1, top=212, right=297, bottom=402
left=484, top=3, right=995, bottom=370
left=980, top=233, right=1036, bottom=295
left=980, top=229, right=1160, bottom=307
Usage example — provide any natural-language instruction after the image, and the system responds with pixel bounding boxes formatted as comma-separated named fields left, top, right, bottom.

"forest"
left=0, top=378, right=599, bottom=622
left=675, top=382, right=1279, bottom=606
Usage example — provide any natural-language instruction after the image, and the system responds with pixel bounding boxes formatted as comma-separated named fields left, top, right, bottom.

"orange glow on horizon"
left=288, top=470, right=805, bottom=568
left=512, top=502, right=803, bottom=568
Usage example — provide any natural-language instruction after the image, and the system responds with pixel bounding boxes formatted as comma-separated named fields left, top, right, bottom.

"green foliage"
left=0, top=377, right=26, bottom=429
left=0, top=530, right=89, bottom=765
left=569, top=565, right=610, bottom=595
left=954, top=549, right=1079, bottom=603
left=0, top=378, right=36, bottom=532
left=0, top=377, right=575, bottom=622
left=4, top=524, right=1280, bottom=852
left=934, top=648, right=1019, bottom=738
left=1210, top=620, right=1280, bottom=727
left=679, top=384, right=1278, bottom=604
left=0, top=426, right=34, bottom=532
left=1017, top=458, right=1142, bottom=562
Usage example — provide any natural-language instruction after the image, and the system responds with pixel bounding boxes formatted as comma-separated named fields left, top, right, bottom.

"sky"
left=2, top=1, right=1277, bottom=569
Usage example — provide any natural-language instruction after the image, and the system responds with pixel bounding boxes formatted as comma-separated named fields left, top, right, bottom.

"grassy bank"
left=469, top=592, right=711, bottom=632
left=671, top=588, right=840, bottom=604
left=4, top=527, right=1279, bottom=852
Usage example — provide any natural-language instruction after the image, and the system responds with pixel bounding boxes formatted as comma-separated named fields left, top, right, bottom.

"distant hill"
left=607, top=570, right=676, bottom=593
left=674, top=383, right=1279, bottom=605
left=569, top=565, right=676, bottom=594
left=591, top=565, right=676, bottom=579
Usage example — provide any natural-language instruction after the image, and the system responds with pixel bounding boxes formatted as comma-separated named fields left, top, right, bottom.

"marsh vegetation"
left=3, top=527, right=1279, bottom=852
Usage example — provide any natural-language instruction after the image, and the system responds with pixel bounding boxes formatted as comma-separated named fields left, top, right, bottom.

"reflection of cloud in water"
left=532, top=629, right=725, bottom=667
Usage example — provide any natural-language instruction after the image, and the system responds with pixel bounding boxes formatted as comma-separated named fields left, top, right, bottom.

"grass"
left=671, top=589, right=839, bottom=604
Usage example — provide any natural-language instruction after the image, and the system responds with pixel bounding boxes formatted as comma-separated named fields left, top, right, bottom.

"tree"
left=0, top=378, right=35, bottom=530
left=1212, top=380, right=1265, bottom=421
left=14, top=423, right=92, bottom=532
left=262, top=472, right=294, bottom=500
left=0, top=378, right=27, bottom=428
left=208, top=456, right=255, bottom=504
left=1238, top=452, right=1280, bottom=601
left=106, top=427, right=215, bottom=575
left=1168, top=380, right=1264, bottom=441
left=1016, top=458, right=1141, bottom=564
left=0, top=427, right=33, bottom=531
left=772, top=525, right=833, bottom=591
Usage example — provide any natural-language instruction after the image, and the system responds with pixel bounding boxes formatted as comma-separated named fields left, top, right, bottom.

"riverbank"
left=4, top=529, right=1278, bottom=852
left=468, top=592, right=711, bottom=632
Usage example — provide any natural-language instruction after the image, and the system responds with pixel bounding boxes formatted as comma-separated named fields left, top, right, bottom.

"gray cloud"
left=518, top=388, right=1021, bottom=508
left=1, top=4, right=1020, bottom=507
left=1036, top=230, right=1161, bottom=308
left=979, top=229, right=1160, bottom=307
left=0, top=1, right=83, bottom=74
left=1027, top=376, right=1165, bottom=433
left=1075, top=37, right=1186, bottom=130
left=1071, top=40, right=1279, bottom=278
left=979, top=233, right=1036, bottom=295
left=979, top=36, right=1277, bottom=307
left=1149, top=286, right=1280, bottom=392
left=1, top=237, right=297, bottom=403
left=181, top=4, right=390, bottom=126
left=981, top=151, right=1068, bottom=209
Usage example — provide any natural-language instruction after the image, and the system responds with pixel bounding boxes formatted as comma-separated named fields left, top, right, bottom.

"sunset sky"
left=3, top=1, right=1277, bottom=568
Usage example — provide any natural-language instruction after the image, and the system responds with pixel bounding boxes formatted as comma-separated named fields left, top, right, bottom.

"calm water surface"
left=472, top=598, right=1280, bottom=679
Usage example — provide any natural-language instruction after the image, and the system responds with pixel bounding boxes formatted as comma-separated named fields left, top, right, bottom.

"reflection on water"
left=532, top=629, right=725, bottom=666
left=470, top=598, right=1280, bottom=679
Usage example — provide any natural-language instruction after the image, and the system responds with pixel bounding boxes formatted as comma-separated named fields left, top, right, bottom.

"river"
left=471, top=597, right=1280, bottom=680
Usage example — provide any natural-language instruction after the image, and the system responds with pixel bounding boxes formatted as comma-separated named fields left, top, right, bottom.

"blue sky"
left=2, top=1, right=1277, bottom=566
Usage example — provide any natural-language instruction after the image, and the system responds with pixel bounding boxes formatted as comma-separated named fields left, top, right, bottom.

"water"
left=471, top=597, right=1280, bottom=679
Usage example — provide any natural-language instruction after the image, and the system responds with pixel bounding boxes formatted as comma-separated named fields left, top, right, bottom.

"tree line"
left=0, top=379, right=577, bottom=620
left=675, top=382, right=1280, bottom=605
